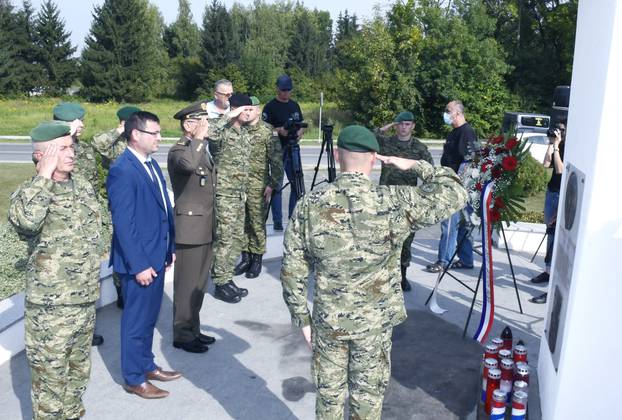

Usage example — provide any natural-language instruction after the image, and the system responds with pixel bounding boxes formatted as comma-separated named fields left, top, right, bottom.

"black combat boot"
left=245, top=253, right=263, bottom=278
left=91, top=334, right=104, bottom=346
left=400, top=265, right=411, bottom=292
left=234, top=251, right=251, bottom=275
left=229, top=280, right=248, bottom=297
left=214, top=282, right=242, bottom=303
left=115, top=284, right=124, bottom=309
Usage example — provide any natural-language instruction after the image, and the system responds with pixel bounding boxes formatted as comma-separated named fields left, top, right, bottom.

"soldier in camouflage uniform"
left=375, top=111, right=434, bottom=292
left=207, top=94, right=255, bottom=303
left=281, top=125, right=467, bottom=420
left=234, top=96, right=283, bottom=278
left=9, top=121, right=105, bottom=420
left=90, top=105, right=141, bottom=308
left=52, top=102, right=105, bottom=346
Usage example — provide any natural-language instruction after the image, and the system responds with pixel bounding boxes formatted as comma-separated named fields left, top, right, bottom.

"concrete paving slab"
left=0, top=223, right=547, bottom=420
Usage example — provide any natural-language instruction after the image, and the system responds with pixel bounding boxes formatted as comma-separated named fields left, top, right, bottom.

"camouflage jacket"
left=281, top=161, right=467, bottom=339
left=245, top=121, right=283, bottom=190
left=8, top=175, right=105, bottom=306
left=376, top=132, right=434, bottom=186
left=72, top=138, right=100, bottom=190
left=207, top=118, right=253, bottom=193
left=92, top=128, right=127, bottom=168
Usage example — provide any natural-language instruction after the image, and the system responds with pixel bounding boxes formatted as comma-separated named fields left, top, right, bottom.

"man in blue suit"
left=107, top=111, right=181, bottom=399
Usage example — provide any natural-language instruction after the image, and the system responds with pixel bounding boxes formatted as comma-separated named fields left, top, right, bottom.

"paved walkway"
left=0, top=225, right=548, bottom=419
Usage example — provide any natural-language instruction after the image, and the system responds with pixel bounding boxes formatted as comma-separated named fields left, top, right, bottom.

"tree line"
left=0, top=0, right=577, bottom=137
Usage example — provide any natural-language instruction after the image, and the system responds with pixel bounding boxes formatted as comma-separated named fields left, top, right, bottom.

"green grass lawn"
left=0, top=97, right=352, bottom=140
left=0, top=163, right=35, bottom=218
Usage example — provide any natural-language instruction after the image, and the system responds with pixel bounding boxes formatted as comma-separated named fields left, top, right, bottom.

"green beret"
left=250, top=96, right=260, bottom=106
left=30, top=121, right=72, bottom=143
left=117, top=105, right=141, bottom=121
left=337, top=125, right=379, bottom=153
left=394, top=111, right=414, bottom=123
left=53, top=102, right=85, bottom=121
left=173, top=100, right=209, bottom=120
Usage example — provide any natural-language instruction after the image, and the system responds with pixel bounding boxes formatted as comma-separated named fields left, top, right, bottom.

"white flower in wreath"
left=471, top=168, right=480, bottom=178
left=470, top=212, right=481, bottom=226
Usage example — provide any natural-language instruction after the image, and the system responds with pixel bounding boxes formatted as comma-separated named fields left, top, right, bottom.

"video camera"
left=284, top=118, right=308, bottom=139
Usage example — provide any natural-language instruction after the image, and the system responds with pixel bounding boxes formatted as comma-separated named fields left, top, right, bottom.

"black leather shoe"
left=400, top=266, right=411, bottom=292
left=273, top=222, right=283, bottom=231
left=214, top=282, right=242, bottom=303
left=530, top=272, right=550, bottom=284
left=245, top=253, right=263, bottom=278
left=530, top=292, right=548, bottom=304
left=91, top=334, right=104, bottom=346
left=173, top=338, right=209, bottom=353
left=234, top=252, right=251, bottom=276
left=229, top=280, right=248, bottom=297
left=197, top=333, right=216, bottom=345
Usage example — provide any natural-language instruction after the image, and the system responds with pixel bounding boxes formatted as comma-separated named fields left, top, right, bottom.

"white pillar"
left=538, top=1, right=622, bottom=419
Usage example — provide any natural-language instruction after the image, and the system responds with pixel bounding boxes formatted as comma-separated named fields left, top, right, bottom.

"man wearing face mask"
left=426, top=100, right=477, bottom=273
left=376, top=111, right=434, bottom=291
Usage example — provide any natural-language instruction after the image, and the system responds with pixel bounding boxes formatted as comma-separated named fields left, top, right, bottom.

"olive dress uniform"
left=167, top=135, right=216, bottom=347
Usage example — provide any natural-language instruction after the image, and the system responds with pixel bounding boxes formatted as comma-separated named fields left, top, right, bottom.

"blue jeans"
left=271, top=151, right=297, bottom=224
left=438, top=207, right=474, bottom=267
left=543, top=190, right=559, bottom=269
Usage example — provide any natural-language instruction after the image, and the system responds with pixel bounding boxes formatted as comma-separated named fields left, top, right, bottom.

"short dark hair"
left=124, top=111, right=160, bottom=139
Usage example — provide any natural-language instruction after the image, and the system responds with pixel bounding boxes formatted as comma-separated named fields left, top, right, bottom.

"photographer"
left=262, top=74, right=305, bottom=231
left=529, top=119, right=567, bottom=304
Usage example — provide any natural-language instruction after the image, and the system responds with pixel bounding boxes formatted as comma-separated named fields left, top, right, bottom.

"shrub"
left=514, top=154, right=549, bottom=197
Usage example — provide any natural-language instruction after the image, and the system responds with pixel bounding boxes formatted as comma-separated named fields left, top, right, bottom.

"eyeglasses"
left=216, top=92, right=233, bottom=97
left=137, top=128, right=161, bottom=136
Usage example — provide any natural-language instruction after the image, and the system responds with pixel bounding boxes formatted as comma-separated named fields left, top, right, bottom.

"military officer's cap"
left=30, top=121, right=72, bottom=143
left=117, top=105, right=141, bottom=121
left=250, top=96, right=261, bottom=106
left=173, top=100, right=209, bottom=120
left=394, top=111, right=414, bottom=123
left=337, top=125, right=380, bottom=153
left=53, top=102, right=85, bottom=121
left=229, top=93, right=252, bottom=108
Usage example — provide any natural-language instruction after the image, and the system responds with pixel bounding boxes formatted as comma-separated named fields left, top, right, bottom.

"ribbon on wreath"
left=473, top=181, right=495, bottom=344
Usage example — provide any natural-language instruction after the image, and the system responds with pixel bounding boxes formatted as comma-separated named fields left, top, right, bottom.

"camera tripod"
left=311, top=123, right=337, bottom=190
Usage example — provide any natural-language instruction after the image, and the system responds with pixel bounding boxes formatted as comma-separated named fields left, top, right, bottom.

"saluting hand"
left=194, top=117, right=210, bottom=140
left=379, top=122, right=396, bottom=133
left=376, top=154, right=417, bottom=170
left=36, top=143, right=59, bottom=179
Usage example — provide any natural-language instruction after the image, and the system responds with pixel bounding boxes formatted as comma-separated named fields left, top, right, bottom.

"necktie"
left=145, top=161, right=158, bottom=185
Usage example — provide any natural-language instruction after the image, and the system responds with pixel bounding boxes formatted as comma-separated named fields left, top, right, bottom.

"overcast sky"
left=19, top=0, right=392, bottom=55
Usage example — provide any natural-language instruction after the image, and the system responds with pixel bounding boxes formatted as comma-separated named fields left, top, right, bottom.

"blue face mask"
left=443, top=112, right=453, bottom=126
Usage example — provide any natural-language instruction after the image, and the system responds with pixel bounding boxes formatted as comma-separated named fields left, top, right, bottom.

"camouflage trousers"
left=400, top=232, right=416, bottom=267
left=312, top=327, right=393, bottom=420
left=212, top=191, right=246, bottom=286
left=25, top=302, right=96, bottom=420
left=241, top=188, right=268, bottom=255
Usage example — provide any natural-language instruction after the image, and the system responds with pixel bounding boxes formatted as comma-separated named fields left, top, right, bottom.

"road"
left=0, top=142, right=443, bottom=166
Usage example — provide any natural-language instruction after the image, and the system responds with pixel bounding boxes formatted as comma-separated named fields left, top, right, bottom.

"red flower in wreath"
left=475, top=182, right=483, bottom=191
left=505, top=137, right=519, bottom=150
left=495, top=147, right=505, bottom=155
left=502, top=156, right=518, bottom=171
left=490, top=135, right=504, bottom=145
left=494, top=196, right=505, bottom=209
left=481, top=163, right=490, bottom=173
left=491, top=166, right=503, bottom=179
left=490, top=208, right=502, bottom=223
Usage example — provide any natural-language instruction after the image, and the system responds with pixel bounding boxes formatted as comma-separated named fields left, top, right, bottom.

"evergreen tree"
left=287, top=8, right=332, bottom=77
left=33, top=0, right=77, bottom=96
left=81, top=0, right=166, bottom=102
left=200, top=0, right=237, bottom=72
left=164, top=0, right=201, bottom=59
left=0, top=0, right=42, bottom=95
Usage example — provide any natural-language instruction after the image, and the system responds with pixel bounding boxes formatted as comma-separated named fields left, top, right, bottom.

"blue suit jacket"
left=106, top=148, right=175, bottom=275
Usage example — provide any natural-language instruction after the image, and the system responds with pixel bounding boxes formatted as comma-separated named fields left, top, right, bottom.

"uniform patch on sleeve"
left=323, top=208, right=345, bottom=223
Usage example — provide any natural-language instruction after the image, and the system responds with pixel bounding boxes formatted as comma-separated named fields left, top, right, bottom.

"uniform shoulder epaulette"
left=177, top=139, right=190, bottom=146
